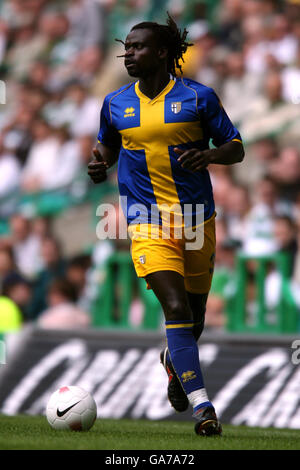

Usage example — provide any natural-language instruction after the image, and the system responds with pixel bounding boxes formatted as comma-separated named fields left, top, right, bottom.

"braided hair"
left=119, top=13, right=193, bottom=76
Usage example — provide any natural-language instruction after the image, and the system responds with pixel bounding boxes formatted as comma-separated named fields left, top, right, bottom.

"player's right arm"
left=88, top=93, right=121, bottom=184
left=87, top=142, right=118, bottom=184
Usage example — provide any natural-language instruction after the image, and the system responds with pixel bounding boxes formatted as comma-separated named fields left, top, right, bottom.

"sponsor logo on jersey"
left=124, top=107, right=135, bottom=117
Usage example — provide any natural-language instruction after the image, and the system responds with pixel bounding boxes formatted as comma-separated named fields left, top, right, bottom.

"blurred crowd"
left=0, top=0, right=300, bottom=332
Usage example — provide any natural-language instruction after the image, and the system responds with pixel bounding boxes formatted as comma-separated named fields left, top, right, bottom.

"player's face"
left=124, top=29, right=162, bottom=78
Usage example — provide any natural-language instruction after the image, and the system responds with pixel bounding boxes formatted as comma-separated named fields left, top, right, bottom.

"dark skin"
left=88, top=27, right=244, bottom=328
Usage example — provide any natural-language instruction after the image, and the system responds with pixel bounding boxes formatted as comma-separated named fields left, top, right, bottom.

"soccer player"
left=88, top=14, right=244, bottom=436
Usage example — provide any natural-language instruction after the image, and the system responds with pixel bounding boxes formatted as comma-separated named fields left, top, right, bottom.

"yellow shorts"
left=128, top=213, right=216, bottom=294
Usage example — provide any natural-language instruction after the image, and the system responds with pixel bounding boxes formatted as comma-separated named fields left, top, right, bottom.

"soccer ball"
left=46, top=385, right=97, bottom=431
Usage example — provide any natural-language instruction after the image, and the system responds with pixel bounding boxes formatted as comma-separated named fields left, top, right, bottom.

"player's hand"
left=174, top=147, right=213, bottom=172
left=87, top=147, right=109, bottom=183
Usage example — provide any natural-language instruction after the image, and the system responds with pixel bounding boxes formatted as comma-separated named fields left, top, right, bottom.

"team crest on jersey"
left=124, top=107, right=135, bottom=117
left=171, top=102, right=182, bottom=114
left=139, top=255, right=146, bottom=264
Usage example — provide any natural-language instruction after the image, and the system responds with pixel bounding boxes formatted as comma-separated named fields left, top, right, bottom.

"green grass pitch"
left=0, top=415, right=299, bottom=450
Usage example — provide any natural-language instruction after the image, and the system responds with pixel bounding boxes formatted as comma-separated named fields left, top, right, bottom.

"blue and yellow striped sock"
left=165, top=320, right=213, bottom=412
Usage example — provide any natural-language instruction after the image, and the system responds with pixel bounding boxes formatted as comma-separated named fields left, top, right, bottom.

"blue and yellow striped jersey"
left=98, top=76, right=242, bottom=225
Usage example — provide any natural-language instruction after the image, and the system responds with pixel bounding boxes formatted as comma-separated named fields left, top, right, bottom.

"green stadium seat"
left=91, top=251, right=162, bottom=330
left=225, top=252, right=299, bottom=334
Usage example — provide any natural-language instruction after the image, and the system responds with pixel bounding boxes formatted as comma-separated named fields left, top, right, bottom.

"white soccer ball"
left=46, top=385, right=97, bottom=431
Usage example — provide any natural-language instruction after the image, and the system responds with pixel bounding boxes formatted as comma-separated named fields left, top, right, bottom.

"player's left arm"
left=175, top=88, right=245, bottom=172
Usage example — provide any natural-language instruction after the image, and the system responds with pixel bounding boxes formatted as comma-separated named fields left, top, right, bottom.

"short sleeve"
left=199, top=88, right=242, bottom=148
left=97, top=96, right=121, bottom=150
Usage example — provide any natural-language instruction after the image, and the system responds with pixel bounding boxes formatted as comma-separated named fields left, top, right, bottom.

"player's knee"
left=164, top=299, right=192, bottom=322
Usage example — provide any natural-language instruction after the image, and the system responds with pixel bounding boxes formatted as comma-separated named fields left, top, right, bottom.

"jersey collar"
left=135, top=75, right=176, bottom=104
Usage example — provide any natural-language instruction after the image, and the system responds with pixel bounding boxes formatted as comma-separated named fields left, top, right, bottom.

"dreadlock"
left=116, top=13, right=193, bottom=76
